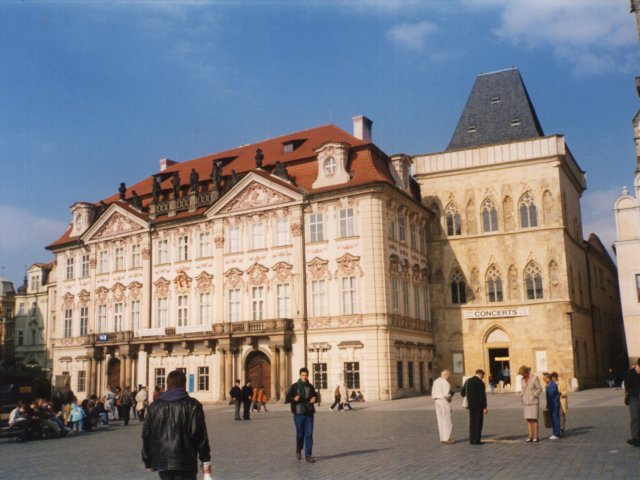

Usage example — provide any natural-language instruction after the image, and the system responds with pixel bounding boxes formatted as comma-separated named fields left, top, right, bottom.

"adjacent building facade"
left=0, top=277, right=16, bottom=365
left=413, top=69, right=625, bottom=389
left=46, top=119, right=434, bottom=402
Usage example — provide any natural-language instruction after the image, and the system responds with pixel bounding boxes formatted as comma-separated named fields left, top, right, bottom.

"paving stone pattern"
left=1, top=389, right=638, bottom=480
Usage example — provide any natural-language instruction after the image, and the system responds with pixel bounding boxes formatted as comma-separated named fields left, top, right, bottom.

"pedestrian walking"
left=607, top=368, right=616, bottom=389
left=136, top=386, right=148, bottom=421
left=432, top=369, right=454, bottom=444
left=142, top=369, right=212, bottom=480
left=286, top=367, right=318, bottom=463
left=624, top=358, right=640, bottom=447
left=120, top=385, right=133, bottom=426
left=329, top=384, right=341, bottom=411
left=339, top=383, right=353, bottom=411
left=519, top=365, right=542, bottom=442
left=543, top=372, right=561, bottom=439
left=461, top=369, right=487, bottom=445
left=230, top=380, right=242, bottom=421
left=241, top=380, right=253, bottom=420
left=553, top=372, right=569, bottom=433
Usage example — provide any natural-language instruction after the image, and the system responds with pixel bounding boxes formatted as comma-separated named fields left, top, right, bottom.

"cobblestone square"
left=2, top=388, right=639, bottom=480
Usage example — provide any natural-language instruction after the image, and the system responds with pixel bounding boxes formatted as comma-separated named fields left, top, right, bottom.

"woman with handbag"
left=519, top=365, right=542, bottom=442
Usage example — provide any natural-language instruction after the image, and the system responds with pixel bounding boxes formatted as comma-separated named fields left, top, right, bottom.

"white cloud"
left=581, top=187, right=621, bottom=258
left=489, top=0, right=636, bottom=75
left=387, top=20, right=437, bottom=51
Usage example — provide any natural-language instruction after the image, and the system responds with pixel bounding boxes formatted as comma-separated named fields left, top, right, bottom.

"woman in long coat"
left=519, top=365, right=542, bottom=442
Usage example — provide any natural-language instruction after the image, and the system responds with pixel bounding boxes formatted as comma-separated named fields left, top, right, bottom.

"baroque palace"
left=41, top=69, right=625, bottom=402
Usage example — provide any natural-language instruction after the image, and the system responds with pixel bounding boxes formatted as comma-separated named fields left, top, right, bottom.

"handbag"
left=461, top=396, right=468, bottom=409
left=543, top=409, right=552, bottom=428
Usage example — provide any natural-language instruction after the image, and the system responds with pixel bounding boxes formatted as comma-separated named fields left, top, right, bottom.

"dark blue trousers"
left=293, top=413, right=314, bottom=457
left=551, top=403, right=561, bottom=436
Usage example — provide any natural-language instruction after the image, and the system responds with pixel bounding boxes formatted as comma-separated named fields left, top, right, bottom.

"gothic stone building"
left=412, top=69, right=625, bottom=389
left=46, top=117, right=434, bottom=402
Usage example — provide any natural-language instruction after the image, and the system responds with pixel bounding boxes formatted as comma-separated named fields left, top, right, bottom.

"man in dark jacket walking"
left=230, top=379, right=242, bottom=421
left=241, top=380, right=253, bottom=420
left=142, top=370, right=212, bottom=480
left=624, top=358, right=640, bottom=447
left=461, top=369, right=488, bottom=445
left=120, top=386, right=133, bottom=426
left=286, top=367, right=318, bottom=463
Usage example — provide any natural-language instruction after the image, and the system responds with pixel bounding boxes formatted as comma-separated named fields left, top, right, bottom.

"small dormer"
left=70, top=202, right=96, bottom=237
left=390, top=154, right=413, bottom=194
left=312, top=142, right=351, bottom=189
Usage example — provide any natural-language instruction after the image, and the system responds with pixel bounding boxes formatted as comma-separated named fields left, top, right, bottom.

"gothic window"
left=486, top=265, right=503, bottom=302
left=519, top=192, right=538, bottom=228
left=450, top=270, right=467, bottom=305
left=524, top=262, right=544, bottom=300
left=445, top=202, right=462, bottom=236
left=481, top=198, right=498, bottom=232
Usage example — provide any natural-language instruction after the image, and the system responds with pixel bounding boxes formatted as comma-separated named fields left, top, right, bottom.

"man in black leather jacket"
left=142, top=370, right=212, bottom=480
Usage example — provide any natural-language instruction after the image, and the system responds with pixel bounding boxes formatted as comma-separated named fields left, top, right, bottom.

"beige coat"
left=557, top=379, right=569, bottom=413
left=135, top=388, right=148, bottom=411
left=521, top=375, right=542, bottom=420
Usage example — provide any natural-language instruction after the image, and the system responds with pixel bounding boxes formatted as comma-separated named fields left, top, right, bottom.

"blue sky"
left=0, top=0, right=638, bottom=285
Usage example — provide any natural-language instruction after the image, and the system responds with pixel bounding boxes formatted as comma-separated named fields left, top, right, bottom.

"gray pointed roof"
left=447, top=68, right=544, bottom=150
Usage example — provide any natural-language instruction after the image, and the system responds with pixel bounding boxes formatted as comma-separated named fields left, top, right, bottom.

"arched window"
left=445, top=202, right=462, bottom=236
left=524, top=262, right=543, bottom=300
left=519, top=192, right=538, bottom=228
left=481, top=198, right=498, bottom=232
left=450, top=270, right=467, bottom=304
left=486, top=265, right=503, bottom=302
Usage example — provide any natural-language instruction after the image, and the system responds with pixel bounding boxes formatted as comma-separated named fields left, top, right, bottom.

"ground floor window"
left=313, top=363, right=327, bottom=389
left=344, top=362, right=360, bottom=389
left=77, top=370, right=86, bottom=392
left=155, top=368, right=166, bottom=390
left=397, top=361, right=404, bottom=389
left=408, top=361, right=414, bottom=388
left=198, top=366, right=210, bottom=391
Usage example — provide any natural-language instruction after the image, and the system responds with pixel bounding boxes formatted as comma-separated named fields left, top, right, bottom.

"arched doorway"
left=107, top=358, right=121, bottom=389
left=485, top=327, right=511, bottom=388
left=245, top=350, right=271, bottom=399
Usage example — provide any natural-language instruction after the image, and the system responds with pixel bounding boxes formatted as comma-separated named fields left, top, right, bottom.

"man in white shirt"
left=432, top=370, right=454, bottom=444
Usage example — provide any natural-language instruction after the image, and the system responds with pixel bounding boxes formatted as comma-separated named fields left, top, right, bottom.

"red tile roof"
left=48, top=124, right=403, bottom=249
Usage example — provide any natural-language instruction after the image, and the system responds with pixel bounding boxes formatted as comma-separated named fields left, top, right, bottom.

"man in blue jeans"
left=286, top=367, right=318, bottom=463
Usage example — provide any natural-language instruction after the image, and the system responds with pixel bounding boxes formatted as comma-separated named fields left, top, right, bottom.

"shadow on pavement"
left=317, top=448, right=391, bottom=461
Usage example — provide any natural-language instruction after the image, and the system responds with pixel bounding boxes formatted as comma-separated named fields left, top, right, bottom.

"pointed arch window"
left=519, top=192, right=538, bottom=228
left=445, top=202, right=462, bottom=236
left=486, top=265, right=503, bottom=302
left=481, top=198, right=498, bottom=232
left=450, top=270, right=467, bottom=305
left=524, top=262, right=544, bottom=300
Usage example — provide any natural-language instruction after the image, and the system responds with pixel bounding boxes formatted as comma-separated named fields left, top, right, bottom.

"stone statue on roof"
left=255, top=148, right=264, bottom=169
left=152, top=176, right=161, bottom=202
left=172, top=173, right=180, bottom=198
left=119, top=182, right=127, bottom=201
left=132, top=190, right=142, bottom=210
left=210, top=161, right=222, bottom=192
left=190, top=168, right=199, bottom=193
left=273, top=161, right=289, bottom=181
left=231, top=170, right=239, bottom=186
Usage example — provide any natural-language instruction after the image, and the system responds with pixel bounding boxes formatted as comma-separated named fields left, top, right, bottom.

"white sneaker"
left=549, top=435, right=559, bottom=440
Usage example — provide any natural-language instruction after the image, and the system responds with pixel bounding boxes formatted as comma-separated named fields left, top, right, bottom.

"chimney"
left=353, top=115, right=372, bottom=142
left=159, top=158, right=178, bottom=172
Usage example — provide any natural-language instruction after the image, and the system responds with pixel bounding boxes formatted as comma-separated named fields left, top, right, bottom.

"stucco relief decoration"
left=95, top=286, right=109, bottom=304
left=63, top=293, right=75, bottom=310
left=422, top=268, right=430, bottom=285
left=214, top=236, right=225, bottom=248
left=89, top=256, right=97, bottom=268
left=335, top=253, right=363, bottom=278
left=141, top=247, right=151, bottom=260
left=94, top=212, right=141, bottom=239
left=290, top=222, right=303, bottom=237
left=195, top=271, right=214, bottom=293
left=247, top=262, right=269, bottom=286
left=111, top=283, right=126, bottom=302
left=173, top=270, right=192, bottom=294
left=78, top=290, right=90, bottom=307
left=400, top=259, right=410, bottom=279
left=222, top=182, right=291, bottom=213
left=307, top=257, right=331, bottom=280
left=272, top=262, right=293, bottom=283
left=128, top=281, right=143, bottom=300
left=470, top=268, right=481, bottom=295
left=224, top=268, right=244, bottom=289
left=412, top=265, right=421, bottom=283
left=154, top=277, right=170, bottom=297
left=389, top=255, right=400, bottom=276
left=549, top=260, right=559, bottom=287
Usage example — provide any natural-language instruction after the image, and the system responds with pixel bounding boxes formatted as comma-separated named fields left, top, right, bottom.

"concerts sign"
left=463, top=307, right=529, bottom=319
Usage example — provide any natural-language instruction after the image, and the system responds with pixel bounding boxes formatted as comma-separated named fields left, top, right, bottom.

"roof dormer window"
left=467, top=125, right=477, bottom=133
left=284, top=143, right=294, bottom=153
left=491, top=96, right=500, bottom=104
left=282, top=139, right=305, bottom=154
left=511, top=118, right=521, bottom=126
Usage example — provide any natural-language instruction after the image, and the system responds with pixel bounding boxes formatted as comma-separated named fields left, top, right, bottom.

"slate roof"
left=447, top=68, right=544, bottom=150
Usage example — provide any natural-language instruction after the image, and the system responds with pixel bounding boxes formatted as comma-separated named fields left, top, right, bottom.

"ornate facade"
left=46, top=119, right=434, bottom=402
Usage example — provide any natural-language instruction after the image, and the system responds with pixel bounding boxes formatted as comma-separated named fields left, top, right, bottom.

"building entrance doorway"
left=245, top=351, right=271, bottom=399
left=488, top=347, right=510, bottom=388
left=107, top=358, right=121, bottom=389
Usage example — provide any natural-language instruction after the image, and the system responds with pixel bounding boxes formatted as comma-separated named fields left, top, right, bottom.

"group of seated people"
left=7, top=392, right=120, bottom=441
